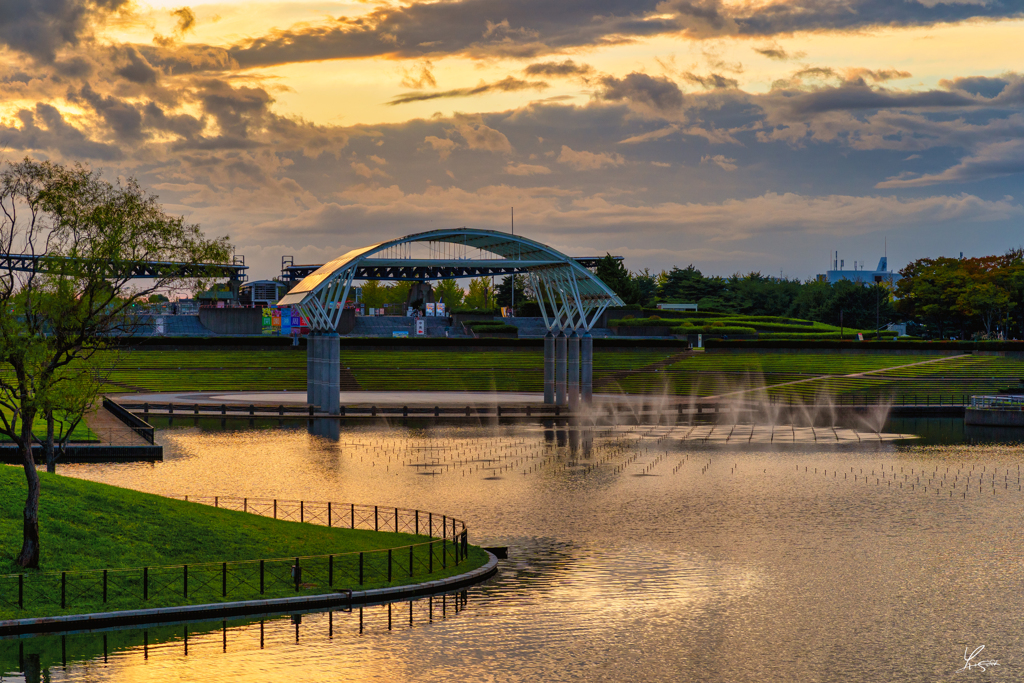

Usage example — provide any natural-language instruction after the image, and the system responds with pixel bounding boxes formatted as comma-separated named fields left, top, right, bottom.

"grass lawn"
left=0, top=466, right=488, bottom=619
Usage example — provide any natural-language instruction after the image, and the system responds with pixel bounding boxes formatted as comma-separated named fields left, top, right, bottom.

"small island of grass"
left=0, top=466, right=489, bottom=621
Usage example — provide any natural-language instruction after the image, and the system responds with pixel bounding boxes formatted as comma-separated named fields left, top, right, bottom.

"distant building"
left=657, top=303, right=698, bottom=311
left=820, top=254, right=901, bottom=286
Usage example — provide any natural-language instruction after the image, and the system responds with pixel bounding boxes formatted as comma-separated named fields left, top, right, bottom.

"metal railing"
left=0, top=498, right=469, bottom=615
left=969, top=395, right=1024, bottom=410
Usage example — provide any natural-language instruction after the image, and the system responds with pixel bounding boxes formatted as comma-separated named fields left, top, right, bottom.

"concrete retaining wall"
left=198, top=308, right=262, bottom=335
left=965, top=408, right=1024, bottom=427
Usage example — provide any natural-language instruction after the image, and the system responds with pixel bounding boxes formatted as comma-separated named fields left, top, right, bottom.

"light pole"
left=874, top=275, right=882, bottom=338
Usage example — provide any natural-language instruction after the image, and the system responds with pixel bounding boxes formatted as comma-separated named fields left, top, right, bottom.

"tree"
left=595, top=255, right=633, bottom=302
left=433, top=279, right=465, bottom=309
left=359, top=280, right=389, bottom=309
left=495, top=275, right=525, bottom=309
left=0, top=159, right=230, bottom=568
left=464, top=277, right=494, bottom=310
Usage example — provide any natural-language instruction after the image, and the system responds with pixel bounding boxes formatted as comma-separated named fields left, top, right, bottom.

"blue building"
left=823, top=255, right=900, bottom=285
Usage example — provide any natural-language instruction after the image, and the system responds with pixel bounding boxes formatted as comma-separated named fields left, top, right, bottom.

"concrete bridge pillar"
left=567, top=329, right=580, bottom=410
left=306, top=331, right=316, bottom=410
left=544, top=330, right=555, bottom=405
left=555, top=329, right=567, bottom=406
left=581, top=331, right=593, bottom=404
left=324, top=332, right=340, bottom=415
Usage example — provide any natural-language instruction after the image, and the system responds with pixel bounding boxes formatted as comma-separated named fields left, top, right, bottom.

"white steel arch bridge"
left=277, top=228, right=624, bottom=412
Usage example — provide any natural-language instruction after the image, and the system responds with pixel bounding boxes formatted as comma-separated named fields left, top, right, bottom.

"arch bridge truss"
left=278, top=228, right=623, bottom=333
left=277, top=228, right=624, bottom=411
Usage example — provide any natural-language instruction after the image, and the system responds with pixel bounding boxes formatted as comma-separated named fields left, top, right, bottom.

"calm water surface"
left=5, top=416, right=1024, bottom=682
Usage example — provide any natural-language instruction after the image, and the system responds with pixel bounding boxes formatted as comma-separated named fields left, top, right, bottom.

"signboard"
left=415, top=318, right=426, bottom=336
left=426, top=303, right=436, bottom=316
left=393, top=331, right=409, bottom=338
left=436, top=302, right=445, bottom=316
left=280, top=308, right=291, bottom=335
left=697, top=334, right=702, bottom=348
left=155, top=317, right=165, bottom=335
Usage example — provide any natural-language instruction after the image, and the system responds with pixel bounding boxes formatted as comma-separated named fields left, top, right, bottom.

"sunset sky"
left=5, top=0, right=1024, bottom=280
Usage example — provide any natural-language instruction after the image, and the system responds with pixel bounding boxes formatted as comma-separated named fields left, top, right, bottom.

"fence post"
left=351, top=503, right=355, bottom=529
left=274, top=500, right=277, bottom=519
left=429, top=513, right=433, bottom=538
left=61, top=572, right=66, bottom=609
left=260, top=560, right=265, bottom=594
left=442, top=538, right=447, bottom=569
left=222, top=563, right=227, bottom=598
left=394, top=507, right=398, bottom=532
left=409, top=546, right=414, bottom=578
left=374, top=506, right=378, bottom=531
left=359, top=553, right=364, bottom=585
left=388, top=549, right=393, bottom=583
left=329, top=555, right=334, bottom=587
left=244, top=498, right=247, bottom=513
left=328, top=502, right=332, bottom=527
left=144, top=567, right=149, bottom=601
left=300, top=501, right=304, bottom=523
left=249, top=404, right=255, bottom=416
left=293, top=558, right=301, bottom=591
left=18, top=574, right=23, bottom=609
left=415, top=510, right=419, bottom=535
left=215, top=496, right=218, bottom=508
left=429, top=542, right=434, bottom=573
left=184, top=565, right=188, bottom=598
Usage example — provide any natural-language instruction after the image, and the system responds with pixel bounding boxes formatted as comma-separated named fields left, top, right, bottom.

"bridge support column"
left=324, top=332, right=340, bottom=415
left=306, top=332, right=318, bottom=411
left=555, top=329, right=567, bottom=406
left=581, top=332, right=593, bottom=404
left=543, top=331, right=555, bottom=404
left=567, top=329, right=580, bottom=410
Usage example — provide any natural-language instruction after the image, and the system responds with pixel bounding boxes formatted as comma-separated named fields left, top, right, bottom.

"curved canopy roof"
left=277, top=228, right=623, bottom=331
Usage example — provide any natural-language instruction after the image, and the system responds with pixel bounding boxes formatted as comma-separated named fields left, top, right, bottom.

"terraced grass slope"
left=79, top=347, right=1024, bottom=404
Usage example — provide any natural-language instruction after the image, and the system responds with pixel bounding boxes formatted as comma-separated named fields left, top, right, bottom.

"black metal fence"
left=0, top=497, right=469, bottom=615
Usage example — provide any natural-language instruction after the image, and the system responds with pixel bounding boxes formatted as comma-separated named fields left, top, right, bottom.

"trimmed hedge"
left=672, top=325, right=757, bottom=335
left=466, top=322, right=519, bottom=333
left=612, top=317, right=669, bottom=326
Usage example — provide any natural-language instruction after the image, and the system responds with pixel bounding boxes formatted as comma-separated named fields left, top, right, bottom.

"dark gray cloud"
left=0, top=103, right=123, bottom=159
left=754, top=44, right=803, bottom=61
left=524, top=60, right=593, bottom=78
left=599, top=72, right=684, bottom=111
left=211, top=0, right=1024, bottom=70
left=877, top=139, right=1024, bottom=188
left=114, top=46, right=159, bottom=85
left=683, top=72, right=739, bottom=90
left=941, top=75, right=1010, bottom=99
left=0, top=0, right=132, bottom=62
left=388, top=76, right=548, bottom=105
left=68, top=84, right=145, bottom=141
left=782, top=84, right=979, bottom=115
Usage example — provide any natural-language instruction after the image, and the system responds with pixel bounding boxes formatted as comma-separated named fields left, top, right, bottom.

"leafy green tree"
left=595, top=255, right=633, bottom=302
left=0, top=159, right=230, bottom=568
left=359, top=280, right=388, bottom=309
left=464, top=277, right=494, bottom=310
left=433, top=279, right=465, bottom=309
left=495, top=274, right=525, bottom=310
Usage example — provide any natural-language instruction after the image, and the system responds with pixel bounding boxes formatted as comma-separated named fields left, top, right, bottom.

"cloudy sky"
left=5, top=0, right=1024, bottom=280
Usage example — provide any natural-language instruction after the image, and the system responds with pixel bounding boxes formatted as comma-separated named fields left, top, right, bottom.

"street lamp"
left=874, top=274, right=883, bottom=338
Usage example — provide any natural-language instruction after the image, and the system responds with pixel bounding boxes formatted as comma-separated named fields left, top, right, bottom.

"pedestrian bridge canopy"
left=277, top=228, right=623, bottom=332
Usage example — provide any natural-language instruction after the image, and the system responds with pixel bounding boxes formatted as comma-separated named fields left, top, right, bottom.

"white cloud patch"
left=505, top=163, right=552, bottom=175
left=557, top=145, right=624, bottom=170
left=701, top=154, right=738, bottom=171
